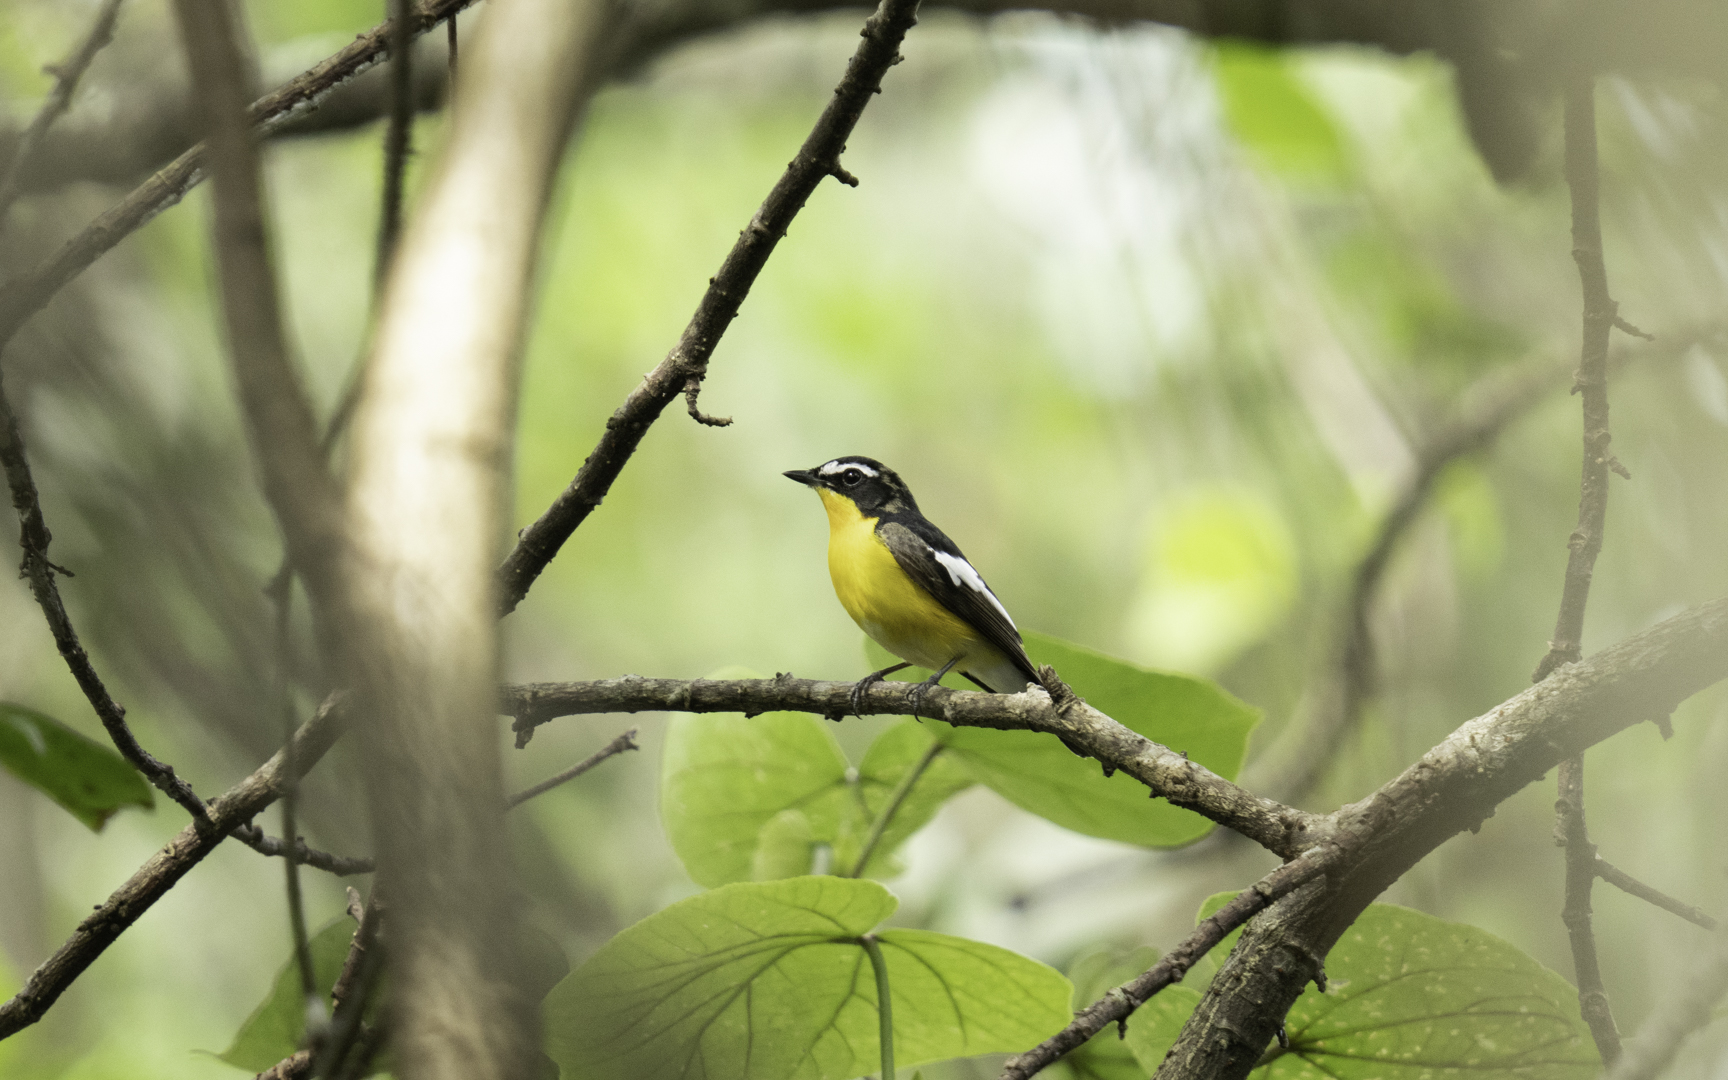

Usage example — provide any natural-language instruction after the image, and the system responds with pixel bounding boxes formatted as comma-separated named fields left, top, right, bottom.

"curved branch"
left=505, top=675, right=1321, bottom=855
left=0, top=694, right=349, bottom=1040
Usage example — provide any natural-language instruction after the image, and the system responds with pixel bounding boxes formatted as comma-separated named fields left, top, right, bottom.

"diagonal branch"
left=0, top=0, right=126, bottom=226
left=0, top=694, right=349, bottom=1040
left=0, top=384, right=208, bottom=821
left=1594, top=857, right=1718, bottom=931
left=1002, top=846, right=1336, bottom=1078
left=505, top=675, right=1321, bottom=855
left=0, top=0, right=483, bottom=358
left=494, top=0, right=925, bottom=615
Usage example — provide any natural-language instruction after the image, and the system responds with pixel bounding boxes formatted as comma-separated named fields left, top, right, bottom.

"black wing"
left=876, top=515, right=1038, bottom=687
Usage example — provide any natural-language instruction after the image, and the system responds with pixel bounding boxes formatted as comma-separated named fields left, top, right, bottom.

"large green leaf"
left=545, top=876, right=1072, bottom=1080
left=1125, top=902, right=1599, bottom=1080
left=662, top=672, right=974, bottom=885
left=0, top=702, right=153, bottom=830
left=662, top=703, right=853, bottom=886
left=875, top=632, right=1259, bottom=847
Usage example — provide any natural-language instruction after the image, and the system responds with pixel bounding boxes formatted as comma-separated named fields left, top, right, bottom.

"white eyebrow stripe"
left=815, top=459, right=877, bottom=476
left=932, top=550, right=1016, bottom=629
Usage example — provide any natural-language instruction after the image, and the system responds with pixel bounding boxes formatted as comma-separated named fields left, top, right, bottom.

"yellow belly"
left=818, top=489, right=999, bottom=675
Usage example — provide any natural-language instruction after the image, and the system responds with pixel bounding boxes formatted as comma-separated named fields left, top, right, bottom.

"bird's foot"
left=905, top=658, right=961, bottom=716
left=850, top=662, right=910, bottom=717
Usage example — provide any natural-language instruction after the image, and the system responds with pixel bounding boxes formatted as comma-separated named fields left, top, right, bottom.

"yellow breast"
left=817, top=489, right=981, bottom=672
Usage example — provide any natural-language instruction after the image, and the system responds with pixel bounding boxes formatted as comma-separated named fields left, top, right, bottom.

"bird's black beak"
left=784, top=469, right=818, bottom=487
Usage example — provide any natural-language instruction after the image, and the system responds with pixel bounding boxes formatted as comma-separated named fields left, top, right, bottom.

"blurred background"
left=0, top=0, right=1725, bottom=1076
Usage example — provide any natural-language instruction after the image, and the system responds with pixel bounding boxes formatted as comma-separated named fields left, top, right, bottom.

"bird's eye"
left=841, top=469, right=863, bottom=486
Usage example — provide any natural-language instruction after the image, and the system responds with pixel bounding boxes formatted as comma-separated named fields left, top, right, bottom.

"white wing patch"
left=819, top=459, right=878, bottom=478
left=932, top=549, right=1016, bottom=629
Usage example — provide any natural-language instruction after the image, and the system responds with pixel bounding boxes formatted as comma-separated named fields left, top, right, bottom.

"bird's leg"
left=906, top=657, right=961, bottom=716
left=850, top=662, right=911, bottom=717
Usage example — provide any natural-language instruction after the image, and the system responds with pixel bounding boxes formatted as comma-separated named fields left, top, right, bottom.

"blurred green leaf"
left=219, top=919, right=357, bottom=1072
left=898, top=633, right=1259, bottom=848
left=1213, top=43, right=1348, bottom=181
left=544, top=876, right=1072, bottom=1080
left=849, top=719, right=975, bottom=877
left=0, top=702, right=153, bottom=831
left=662, top=670, right=975, bottom=885
left=220, top=918, right=566, bottom=1075
left=1125, top=902, right=1599, bottom=1080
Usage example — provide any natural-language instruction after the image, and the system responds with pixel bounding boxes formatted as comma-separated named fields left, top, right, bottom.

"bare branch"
left=0, top=0, right=484, bottom=357
left=507, top=729, right=640, bottom=808
left=0, top=694, right=349, bottom=1040
left=229, top=824, right=375, bottom=877
left=376, top=0, right=417, bottom=279
left=1150, top=597, right=1728, bottom=1080
left=494, top=0, right=925, bottom=615
left=0, top=383, right=208, bottom=822
left=1539, top=75, right=1625, bottom=1064
left=1001, top=847, right=1334, bottom=1079
left=0, top=0, right=126, bottom=226
left=1595, top=857, right=1718, bottom=931
left=505, top=675, right=1320, bottom=856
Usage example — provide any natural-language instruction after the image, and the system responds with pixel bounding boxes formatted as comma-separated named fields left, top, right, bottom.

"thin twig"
left=0, top=380, right=209, bottom=822
left=1595, top=857, right=1718, bottom=931
left=494, top=0, right=924, bottom=615
left=1540, top=75, right=1624, bottom=1065
left=1003, top=850, right=1333, bottom=1079
left=846, top=741, right=942, bottom=877
left=0, top=0, right=485, bottom=357
left=229, top=824, right=375, bottom=876
left=376, top=0, right=416, bottom=281
left=447, top=14, right=459, bottom=78
left=0, top=0, right=126, bottom=227
left=254, top=1049, right=312, bottom=1080
left=506, top=729, right=640, bottom=807
left=0, top=694, right=348, bottom=1039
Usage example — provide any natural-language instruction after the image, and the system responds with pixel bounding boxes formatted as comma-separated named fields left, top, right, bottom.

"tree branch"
left=505, top=676, right=1321, bottom=856
left=376, top=0, right=417, bottom=279
left=0, top=694, right=349, bottom=1040
left=506, top=728, right=640, bottom=808
left=0, top=0, right=483, bottom=358
left=493, top=0, right=925, bottom=615
left=0, top=382, right=208, bottom=821
left=1150, top=596, right=1728, bottom=1080
left=1540, top=75, right=1625, bottom=1065
left=229, top=824, right=376, bottom=877
left=1594, top=857, right=1718, bottom=931
left=1001, top=846, right=1335, bottom=1079
left=0, top=0, right=126, bottom=226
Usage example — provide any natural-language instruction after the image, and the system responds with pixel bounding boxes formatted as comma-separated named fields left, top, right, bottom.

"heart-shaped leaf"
left=1125, top=901, right=1599, bottom=1080
left=545, top=876, right=1071, bottom=1080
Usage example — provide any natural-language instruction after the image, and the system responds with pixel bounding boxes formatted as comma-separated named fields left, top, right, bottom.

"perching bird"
left=785, top=456, right=1040, bottom=712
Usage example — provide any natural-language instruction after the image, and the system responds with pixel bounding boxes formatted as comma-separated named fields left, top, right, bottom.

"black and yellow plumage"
left=785, top=456, right=1039, bottom=708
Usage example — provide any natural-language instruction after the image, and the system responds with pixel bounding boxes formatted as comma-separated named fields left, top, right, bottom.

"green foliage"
left=220, top=920, right=567, bottom=1076
left=1212, top=43, right=1348, bottom=181
left=218, top=920, right=358, bottom=1073
left=660, top=670, right=974, bottom=886
left=921, top=632, right=1260, bottom=847
left=543, top=877, right=1072, bottom=1080
left=0, top=702, right=153, bottom=831
left=1125, top=899, right=1599, bottom=1080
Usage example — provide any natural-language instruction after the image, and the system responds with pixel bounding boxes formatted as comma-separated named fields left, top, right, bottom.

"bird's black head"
left=784, top=456, right=919, bottom=516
